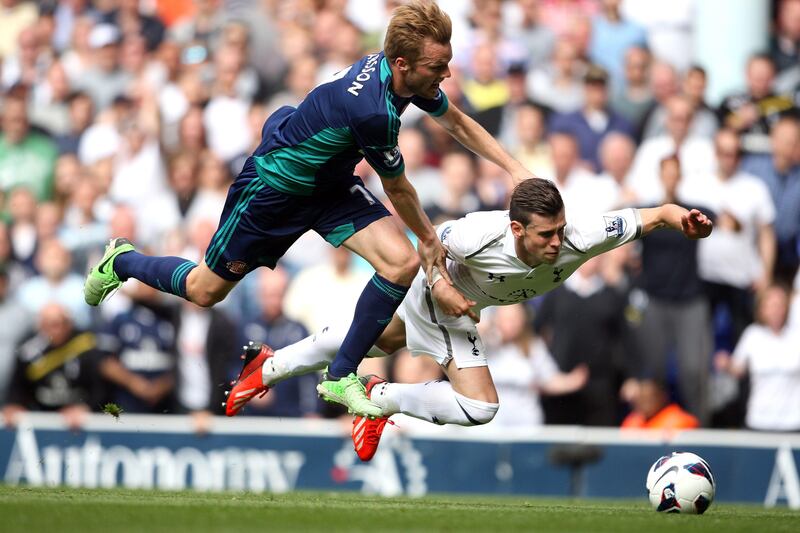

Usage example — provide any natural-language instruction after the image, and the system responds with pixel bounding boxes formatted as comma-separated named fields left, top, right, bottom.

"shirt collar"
left=502, top=224, right=518, bottom=258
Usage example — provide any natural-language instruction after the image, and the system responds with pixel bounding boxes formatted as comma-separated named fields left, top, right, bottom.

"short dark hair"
left=509, top=178, right=564, bottom=224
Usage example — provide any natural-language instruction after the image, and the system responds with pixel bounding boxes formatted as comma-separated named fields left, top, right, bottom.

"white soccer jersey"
left=440, top=209, right=642, bottom=312
left=397, top=208, right=642, bottom=369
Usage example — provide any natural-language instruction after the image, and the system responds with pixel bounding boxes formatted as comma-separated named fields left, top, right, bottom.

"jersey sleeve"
left=437, top=220, right=466, bottom=262
left=411, top=88, right=449, bottom=117
left=565, top=208, right=642, bottom=257
left=350, top=113, right=405, bottom=178
left=438, top=211, right=506, bottom=263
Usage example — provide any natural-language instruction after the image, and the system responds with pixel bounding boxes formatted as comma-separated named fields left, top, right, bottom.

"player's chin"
left=541, top=253, right=559, bottom=263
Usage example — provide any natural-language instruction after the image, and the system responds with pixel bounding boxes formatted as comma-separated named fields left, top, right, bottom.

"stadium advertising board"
left=1, top=413, right=798, bottom=508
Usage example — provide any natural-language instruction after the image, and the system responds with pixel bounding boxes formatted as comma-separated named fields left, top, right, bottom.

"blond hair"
left=384, top=1, right=452, bottom=64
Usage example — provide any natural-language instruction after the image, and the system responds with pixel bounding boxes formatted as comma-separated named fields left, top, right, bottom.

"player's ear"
left=510, top=220, right=525, bottom=238
left=395, top=57, right=410, bottom=72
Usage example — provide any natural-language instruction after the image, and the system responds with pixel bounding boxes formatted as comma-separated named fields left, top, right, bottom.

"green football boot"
left=84, top=238, right=135, bottom=306
left=317, top=371, right=384, bottom=418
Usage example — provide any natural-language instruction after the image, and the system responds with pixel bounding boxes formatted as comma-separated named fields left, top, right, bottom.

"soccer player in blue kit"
left=84, top=1, right=534, bottom=417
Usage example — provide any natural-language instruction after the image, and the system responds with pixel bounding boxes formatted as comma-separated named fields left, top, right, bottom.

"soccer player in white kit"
left=227, top=178, right=713, bottom=460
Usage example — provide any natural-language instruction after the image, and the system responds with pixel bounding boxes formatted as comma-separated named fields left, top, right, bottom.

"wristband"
left=427, top=266, right=445, bottom=289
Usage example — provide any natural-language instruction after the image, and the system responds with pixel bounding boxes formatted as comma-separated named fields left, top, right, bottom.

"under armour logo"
left=487, top=273, right=506, bottom=283
left=552, top=267, right=564, bottom=282
left=466, top=333, right=480, bottom=356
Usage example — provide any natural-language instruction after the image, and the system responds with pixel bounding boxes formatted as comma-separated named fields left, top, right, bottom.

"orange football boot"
left=351, top=375, right=394, bottom=461
left=225, top=341, right=273, bottom=416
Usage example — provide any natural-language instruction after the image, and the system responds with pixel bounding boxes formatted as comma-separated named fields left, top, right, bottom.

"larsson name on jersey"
left=348, top=53, right=380, bottom=96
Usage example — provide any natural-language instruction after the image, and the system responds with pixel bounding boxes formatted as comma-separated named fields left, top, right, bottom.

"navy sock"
left=328, top=274, right=410, bottom=377
left=114, top=251, right=197, bottom=300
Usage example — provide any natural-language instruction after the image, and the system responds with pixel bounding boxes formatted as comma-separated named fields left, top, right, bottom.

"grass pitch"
left=0, top=486, right=796, bottom=532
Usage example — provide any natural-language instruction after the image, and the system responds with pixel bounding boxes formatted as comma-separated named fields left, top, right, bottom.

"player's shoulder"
left=445, top=210, right=509, bottom=255
left=562, top=217, right=589, bottom=253
left=330, top=52, right=390, bottom=116
left=457, top=210, right=510, bottom=234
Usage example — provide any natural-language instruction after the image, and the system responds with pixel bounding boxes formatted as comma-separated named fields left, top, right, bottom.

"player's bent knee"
left=189, top=292, right=222, bottom=308
left=187, top=287, right=227, bottom=308
left=453, top=391, right=499, bottom=426
left=378, top=254, right=420, bottom=285
left=185, top=269, right=232, bottom=308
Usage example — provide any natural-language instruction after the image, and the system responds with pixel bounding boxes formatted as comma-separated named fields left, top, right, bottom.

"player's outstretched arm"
left=433, top=105, right=532, bottom=186
left=380, top=173, right=450, bottom=284
left=638, top=204, right=713, bottom=239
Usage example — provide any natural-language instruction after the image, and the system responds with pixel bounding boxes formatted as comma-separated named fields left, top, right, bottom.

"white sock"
left=371, top=381, right=499, bottom=426
left=263, top=323, right=389, bottom=385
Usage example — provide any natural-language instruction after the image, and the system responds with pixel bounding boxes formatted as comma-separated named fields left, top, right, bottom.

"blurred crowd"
left=1, top=0, right=800, bottom=434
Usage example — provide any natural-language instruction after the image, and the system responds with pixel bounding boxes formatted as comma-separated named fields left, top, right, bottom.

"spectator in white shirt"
left=487, top=303, right=588, bottom=427
left=699, top=129, right=777, bottom=345
left=629, top=95, right=716, bottom=205
left=283, top=246, right=372, bottom=335
left=716, top=284, right=800, bottom=431
left=549, top=133, right=618, bottom=214
left=598, top=132, right=637, bottom=207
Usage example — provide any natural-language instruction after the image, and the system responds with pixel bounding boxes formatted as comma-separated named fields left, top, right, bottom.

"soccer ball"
left=646, top=452, right=715, bottom=514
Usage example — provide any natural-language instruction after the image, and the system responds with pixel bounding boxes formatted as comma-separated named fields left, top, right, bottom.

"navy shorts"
left=204, top=157, right=390, bottom=281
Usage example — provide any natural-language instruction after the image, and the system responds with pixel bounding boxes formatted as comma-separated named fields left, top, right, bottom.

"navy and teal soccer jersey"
left=205, top=51, right=448, bottom=280
left=252, top=51, right=449, bottom=196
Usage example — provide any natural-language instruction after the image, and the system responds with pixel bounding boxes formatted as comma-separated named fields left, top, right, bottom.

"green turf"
left=0, top=486, right=796, bottom=532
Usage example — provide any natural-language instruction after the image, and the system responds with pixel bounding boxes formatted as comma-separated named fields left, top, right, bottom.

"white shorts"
left=396, top=273, right=487, bottom=368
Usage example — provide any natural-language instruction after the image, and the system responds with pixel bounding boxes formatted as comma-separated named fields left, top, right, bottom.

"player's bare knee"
left=398, top=254, right=422, bottom=284
left=454, top=391, right=499, bottom=426
left=379, top=254, right=420, bottom=286
left=187, top=287, right=225, bottom=308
